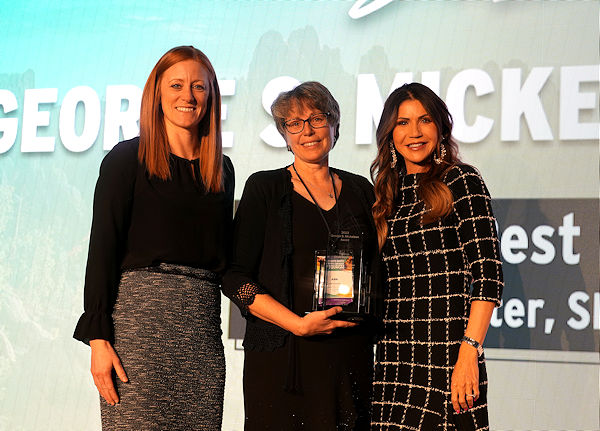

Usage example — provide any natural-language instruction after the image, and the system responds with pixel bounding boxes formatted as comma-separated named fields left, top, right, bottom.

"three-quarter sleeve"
left=222, top=173, right=268, bottom=316
left=73, top=142, right=137, bottom=344
left=446, top=165, right=503, bottom=306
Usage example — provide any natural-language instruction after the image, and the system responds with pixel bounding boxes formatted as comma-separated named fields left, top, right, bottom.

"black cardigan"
left=222, top=167, right=377, bottom=351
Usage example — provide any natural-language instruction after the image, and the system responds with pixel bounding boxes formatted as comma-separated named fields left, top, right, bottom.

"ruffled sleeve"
left=73, top=139, right=138, bottom=344
left=445, top=165, right=503, bottom=306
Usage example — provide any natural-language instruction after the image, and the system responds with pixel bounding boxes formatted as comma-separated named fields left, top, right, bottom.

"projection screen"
left=1, top=1, right=598, bottom=430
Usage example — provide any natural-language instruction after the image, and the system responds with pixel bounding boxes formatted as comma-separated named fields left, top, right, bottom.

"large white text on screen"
left=0, top=65, right=597, bottom=154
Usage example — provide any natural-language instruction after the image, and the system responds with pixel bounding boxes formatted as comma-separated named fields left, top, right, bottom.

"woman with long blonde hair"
left=74, top=46, right=234, bottom=430
left=370, top=83, right=503, bottom=430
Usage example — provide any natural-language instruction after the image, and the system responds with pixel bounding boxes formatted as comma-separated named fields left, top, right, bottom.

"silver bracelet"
left=461, top=336, right=484, bottom=356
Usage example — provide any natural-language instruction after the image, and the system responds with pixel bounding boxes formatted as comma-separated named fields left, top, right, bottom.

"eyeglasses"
left=282, top=112, right=330, bottom=134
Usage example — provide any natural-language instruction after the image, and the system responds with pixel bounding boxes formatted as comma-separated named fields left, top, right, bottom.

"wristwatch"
left=461, top=336, right=484, bottom=356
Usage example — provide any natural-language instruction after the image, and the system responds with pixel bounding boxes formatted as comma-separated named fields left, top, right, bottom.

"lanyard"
left=292, top=164, right=341, bottom=236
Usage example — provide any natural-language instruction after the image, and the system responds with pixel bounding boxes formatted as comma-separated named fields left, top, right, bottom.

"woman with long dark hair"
left=370, top=82, right=503, bottom=430
left=73, top=46, right=234, bottom=430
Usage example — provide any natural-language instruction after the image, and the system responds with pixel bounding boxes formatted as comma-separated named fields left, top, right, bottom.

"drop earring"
left=390, top=141, right=397, bottom=169
left=433, top=140, right=446, bottom=165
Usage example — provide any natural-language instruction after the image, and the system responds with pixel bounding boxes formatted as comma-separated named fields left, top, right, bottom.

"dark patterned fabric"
left=372, top=165, right=503, bottom=431
left=100, top=264, right=224, bottom=431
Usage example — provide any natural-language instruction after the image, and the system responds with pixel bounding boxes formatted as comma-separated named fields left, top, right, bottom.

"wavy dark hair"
left=370, top=83, right=461, bottom=249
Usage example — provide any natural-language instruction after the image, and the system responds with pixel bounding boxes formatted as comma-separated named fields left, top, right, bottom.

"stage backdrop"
left=1, top=1, right=598, bottom=430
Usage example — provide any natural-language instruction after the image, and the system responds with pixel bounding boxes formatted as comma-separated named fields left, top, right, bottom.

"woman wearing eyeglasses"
left=223, top=81, right=377, bottom=430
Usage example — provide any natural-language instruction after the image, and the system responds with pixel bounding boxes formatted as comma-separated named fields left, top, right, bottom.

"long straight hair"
left=139, top=46, right=223, bottom=192
left=370, top=83, right=460, bottom=249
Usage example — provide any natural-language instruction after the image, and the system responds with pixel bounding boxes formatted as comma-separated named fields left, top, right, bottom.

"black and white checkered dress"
left=372, top=164, right=503, bottom=431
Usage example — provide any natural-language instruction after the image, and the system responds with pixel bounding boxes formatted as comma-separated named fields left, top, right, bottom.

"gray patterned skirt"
left=100, top=264, right=225, bottom=431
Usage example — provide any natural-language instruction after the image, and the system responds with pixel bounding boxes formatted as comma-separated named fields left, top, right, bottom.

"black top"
left=222, top=167, right=377, bottom=351
left=73, top=137, right=235, bottom=344
left=371, top=164, right=503, bottom=430
left=242, top=187, right=375, bottom=429
left=291, top=187, right=374, bottom=315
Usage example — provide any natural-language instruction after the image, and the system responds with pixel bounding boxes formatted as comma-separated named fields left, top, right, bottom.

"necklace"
left=291, top=164, right=335, bottom=199
left=292, top=163, right=339, bottom=234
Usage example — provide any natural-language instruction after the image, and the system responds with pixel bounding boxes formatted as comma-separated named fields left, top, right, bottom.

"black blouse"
left=73, top=137, right=234, bottom=344
left=222, top=167, right=377, bottom=351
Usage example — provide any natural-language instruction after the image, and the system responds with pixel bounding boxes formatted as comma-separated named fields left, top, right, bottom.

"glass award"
left=311, top=231, right=372, bottom=321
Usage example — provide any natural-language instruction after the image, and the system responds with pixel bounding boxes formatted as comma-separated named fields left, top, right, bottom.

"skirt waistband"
left=126, top=263, right=219, bottom=282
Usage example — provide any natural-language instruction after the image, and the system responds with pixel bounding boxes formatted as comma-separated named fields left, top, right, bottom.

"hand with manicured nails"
left=90, top=339, right=128, bottom=405
left=450, top=300, right=495, bottom=413
left=450, top=344, right=479, bottom=413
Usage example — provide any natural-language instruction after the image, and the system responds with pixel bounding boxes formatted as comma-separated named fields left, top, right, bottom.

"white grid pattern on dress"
left=372, top=165, right=503, bottom=431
